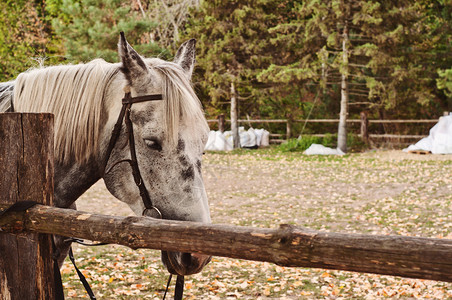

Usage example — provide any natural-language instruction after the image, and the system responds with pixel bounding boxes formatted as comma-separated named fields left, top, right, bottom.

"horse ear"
left=173, top=39, right=196, bottom=78
left=118, top=32, right=148, bottom=85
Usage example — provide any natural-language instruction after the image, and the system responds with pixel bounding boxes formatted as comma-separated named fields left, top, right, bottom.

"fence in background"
left=207, top=112, right=449, bottom=144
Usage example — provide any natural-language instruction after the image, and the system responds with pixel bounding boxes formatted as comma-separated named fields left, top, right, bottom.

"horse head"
left=102, top=34, right=211, bottom=275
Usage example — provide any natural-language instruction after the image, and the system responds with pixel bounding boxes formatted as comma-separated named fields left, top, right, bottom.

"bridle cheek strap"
left=102, top=92, right=163, bottom=218
left=123, top=103, right=163, bottom=219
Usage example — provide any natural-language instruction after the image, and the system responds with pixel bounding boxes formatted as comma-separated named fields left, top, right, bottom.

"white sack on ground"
left=254, top=128, right=270, bottom=147
left=205, top=130, right=233, bottom=151
left=239, top=127, right=257, bottom=148
left=304, top=143, right=345, bottom=155
left=205, top=127, right=270, bottom=151
left=403, top=114, right=452, bottom=154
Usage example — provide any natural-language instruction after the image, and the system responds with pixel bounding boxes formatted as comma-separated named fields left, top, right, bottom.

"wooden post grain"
left=286, top=120, right=292, bottom=139
left=218, top=114, right=225, bottom=133
left=0, top=113, right=55, bottom=300
left=360, top=111, right=369, bottom=145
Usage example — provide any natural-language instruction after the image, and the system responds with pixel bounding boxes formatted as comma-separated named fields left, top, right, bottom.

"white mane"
left=0, top=81, right=14, bottom=112
left=149, top=58, right=209, bottom=148
left=13, top=58, right=207, bottom=165
left=14, top=60, right=116, bottom=164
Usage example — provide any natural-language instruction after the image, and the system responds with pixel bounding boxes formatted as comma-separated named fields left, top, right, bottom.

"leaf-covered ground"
left=64, top=150, right=452, bottom=299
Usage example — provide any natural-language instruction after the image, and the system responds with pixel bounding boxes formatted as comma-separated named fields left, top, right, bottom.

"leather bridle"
left=103, top=91, right=164, bottom=218
left=102, top=90, right=185, bottom=299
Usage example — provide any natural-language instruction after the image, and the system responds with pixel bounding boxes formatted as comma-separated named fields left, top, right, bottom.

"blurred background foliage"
left=0, top=0, right=450, bottom=123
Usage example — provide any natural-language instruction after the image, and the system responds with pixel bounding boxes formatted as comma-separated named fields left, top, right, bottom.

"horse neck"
left=54, top=158, right=103, bottom=208
left=54, top=77, right=126, bottom=208
left=52, top=88, right=120, bottom=208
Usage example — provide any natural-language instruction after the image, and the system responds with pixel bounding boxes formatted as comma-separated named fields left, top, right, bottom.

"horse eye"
left=144, top=139, right=162, bottom=151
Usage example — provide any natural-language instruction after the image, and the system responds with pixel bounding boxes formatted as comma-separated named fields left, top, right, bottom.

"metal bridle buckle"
left=142, top=206, right=163, bottom=219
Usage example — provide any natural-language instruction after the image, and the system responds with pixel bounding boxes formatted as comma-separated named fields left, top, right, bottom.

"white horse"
left=0, top=34, right=211, bottom=276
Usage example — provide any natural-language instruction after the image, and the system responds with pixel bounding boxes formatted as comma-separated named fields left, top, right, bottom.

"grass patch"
left=277, top=133, right=366, bottom=153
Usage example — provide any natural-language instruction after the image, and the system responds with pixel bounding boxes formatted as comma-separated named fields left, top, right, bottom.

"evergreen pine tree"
left=51, top=0, right=165, bottom=63
left=260, top=0, right=450, bottom=149
left=183, top=0, right=280, bottom=117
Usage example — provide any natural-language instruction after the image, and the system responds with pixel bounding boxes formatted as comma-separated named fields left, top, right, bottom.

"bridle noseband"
left=103, top=91, right=163, bottom=219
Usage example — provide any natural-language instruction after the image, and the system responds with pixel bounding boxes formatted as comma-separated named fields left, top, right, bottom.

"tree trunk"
left=231, top=82, right=240, bottom=149
left=337, top=21, right=349, bottom=153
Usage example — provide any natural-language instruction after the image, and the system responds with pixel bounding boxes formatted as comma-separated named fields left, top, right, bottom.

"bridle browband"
left=103, top=91, right=164, bottom=218
left=102, top=90, right=185, bottom=299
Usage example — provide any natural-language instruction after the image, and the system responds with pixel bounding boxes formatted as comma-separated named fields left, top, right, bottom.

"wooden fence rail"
left=1, top=204, right=452, bottom=283
left=207, top=119, right=440, bottom=124
left=207, top=113, right=448, bottom=143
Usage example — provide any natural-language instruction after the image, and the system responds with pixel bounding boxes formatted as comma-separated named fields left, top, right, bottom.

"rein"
left=102, top=91, right=185, bottom=299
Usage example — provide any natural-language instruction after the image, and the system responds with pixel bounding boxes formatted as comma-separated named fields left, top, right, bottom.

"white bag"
left=204, top=131, right=217, bottom=151
left=254, top=129, right=270, bottom=147
left=304, top=144, right=345, bottom=155
left=204, top=127, right=270, bottom=150
left=403, top=114, right=452, bottom=154
left=240, top=127, right=257, bottom=148
left=431, top=115, right=452, bottom=154
left=205, top=130, right=233, bottom=151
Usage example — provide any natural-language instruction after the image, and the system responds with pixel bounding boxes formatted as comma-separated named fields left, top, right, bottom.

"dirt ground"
left=68, top=149, right=452, bottom=299
left=76, top=150, right=452, bottom=219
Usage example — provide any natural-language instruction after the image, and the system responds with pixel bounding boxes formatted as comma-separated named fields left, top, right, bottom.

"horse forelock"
left=148, top=58, right=209, bottom=149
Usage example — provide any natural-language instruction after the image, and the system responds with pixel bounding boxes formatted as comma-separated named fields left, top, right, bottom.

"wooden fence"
left=1, top=113, right=452, bottom=298
left=207, top=112, right=449, bottom=144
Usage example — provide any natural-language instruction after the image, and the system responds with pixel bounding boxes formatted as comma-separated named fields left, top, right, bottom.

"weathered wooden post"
left=0, top=113, right=56, bottom=300
left=218, top=114, right=225, bottom=133
left=230, top=82, right=240, bottom=149
left=360, top=111, right=369, bottom=145
left=286, top=120, right=292, bottom=140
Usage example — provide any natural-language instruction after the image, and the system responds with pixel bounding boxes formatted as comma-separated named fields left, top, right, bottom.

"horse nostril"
left=181, top=252, right=192, bottom=267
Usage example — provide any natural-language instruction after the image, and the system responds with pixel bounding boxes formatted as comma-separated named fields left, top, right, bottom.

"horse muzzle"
left=161, top=251, right=211, bottom=276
